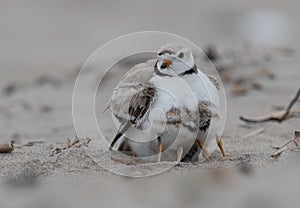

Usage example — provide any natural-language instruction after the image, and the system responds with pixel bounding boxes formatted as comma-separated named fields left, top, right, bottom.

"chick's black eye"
left=178, top=52, right=184, bottom=58
left=158, top=52, right=163, bottom=56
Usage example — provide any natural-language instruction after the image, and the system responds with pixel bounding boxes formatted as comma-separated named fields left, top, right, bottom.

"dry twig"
left=271, top=147, right=290, bottom=159
left=242, top=128, right=265, bottom=138
left=50, top=137, right=92, bottom=157
left=271, top=131, right=300, bottom=158
left=240, top=88, right=300, bottom=123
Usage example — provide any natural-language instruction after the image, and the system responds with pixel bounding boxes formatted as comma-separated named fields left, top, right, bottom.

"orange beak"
left=163, top=59, right=172, bottom=68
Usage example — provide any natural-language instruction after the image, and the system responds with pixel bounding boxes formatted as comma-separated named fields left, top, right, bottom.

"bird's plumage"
left=108, top=44, right=221, bottom=162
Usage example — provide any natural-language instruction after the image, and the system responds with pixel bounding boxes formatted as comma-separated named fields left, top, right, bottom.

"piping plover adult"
left=108, top=43, right=224, bottom=163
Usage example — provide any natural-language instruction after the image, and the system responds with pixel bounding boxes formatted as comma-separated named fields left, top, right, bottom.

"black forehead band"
left=159, top=50, right=175, bottom=55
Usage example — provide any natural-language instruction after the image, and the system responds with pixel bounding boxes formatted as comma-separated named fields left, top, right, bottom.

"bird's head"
left=156, top=43, right=196, bottom=76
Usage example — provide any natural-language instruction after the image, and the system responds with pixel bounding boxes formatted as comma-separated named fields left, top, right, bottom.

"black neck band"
left=179, top=65, right=198, bottom=76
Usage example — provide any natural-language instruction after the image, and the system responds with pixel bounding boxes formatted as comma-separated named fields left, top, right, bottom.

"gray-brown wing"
left=108, top=59, right=157, bottom=125
left=109, top=83, right=156, bottom=150
left=109, top=82, right=157, bottom=125
left=128, top=84, right=156, bottom=124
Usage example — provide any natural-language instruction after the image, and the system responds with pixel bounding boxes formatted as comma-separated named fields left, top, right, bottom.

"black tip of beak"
left=160, top=63, right=167, bottom=69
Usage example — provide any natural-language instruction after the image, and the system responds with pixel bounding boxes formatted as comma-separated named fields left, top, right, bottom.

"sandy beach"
left=0, top=0, right=300, bottom=207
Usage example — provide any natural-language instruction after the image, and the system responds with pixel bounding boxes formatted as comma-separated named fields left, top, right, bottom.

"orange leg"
left=176, top=146, right=183, bottom=163
left=197, top=140, right=212, bottom=160
left=216, top=135, right=226, bottom=157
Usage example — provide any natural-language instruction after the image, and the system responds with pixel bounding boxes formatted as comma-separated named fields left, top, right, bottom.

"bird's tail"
left=109, top=122, right=131, bottom=150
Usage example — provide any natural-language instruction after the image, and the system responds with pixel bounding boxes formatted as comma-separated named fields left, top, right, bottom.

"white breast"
left=149, top=75, right=198, bottom=112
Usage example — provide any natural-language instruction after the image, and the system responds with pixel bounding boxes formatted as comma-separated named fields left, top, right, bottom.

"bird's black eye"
left=178, top=52, right=184, bottom=58
left=158, top=52, right=163, bottom=56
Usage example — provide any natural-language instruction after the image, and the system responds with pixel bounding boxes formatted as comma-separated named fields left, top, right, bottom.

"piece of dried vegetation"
left=242, top=128, right=265, bottom=138
left=271, top=131, right=300, bottom=158
left=50, top=137, right=92, bottom=157
left=0, top=141, right=14, bottom=153
left=240, top=88, right=300, bottom=123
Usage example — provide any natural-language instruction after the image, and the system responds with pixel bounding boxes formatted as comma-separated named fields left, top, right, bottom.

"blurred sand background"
left=0, top=0, right=300, bottom=207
